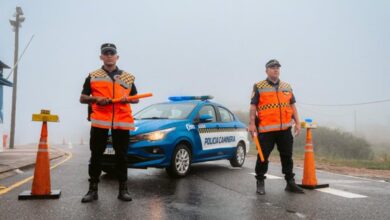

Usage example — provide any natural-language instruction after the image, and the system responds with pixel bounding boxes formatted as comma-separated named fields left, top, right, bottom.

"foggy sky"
left=0, top=0, right=389, bottom=145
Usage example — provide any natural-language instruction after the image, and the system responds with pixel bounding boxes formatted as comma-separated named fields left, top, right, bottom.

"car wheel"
left=102, top=165, right=117, bottom=177
left=166, top=143, right=192, bottom=178
left=230, top=142, right=246, bottom=167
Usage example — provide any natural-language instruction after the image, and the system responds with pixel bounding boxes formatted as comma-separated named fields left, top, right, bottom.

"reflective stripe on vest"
left=90, top=77, right=112, bottom=83
left=91, top=119, right=113, bottom=129
left=258, top=121, right=294, bottom=133
left=113, top=122, right=135, bottom=130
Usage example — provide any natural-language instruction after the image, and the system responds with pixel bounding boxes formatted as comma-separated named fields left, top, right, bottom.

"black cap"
left=101, top=43, right=117, bottom=54
left=265, top=59, right=281, bottom=68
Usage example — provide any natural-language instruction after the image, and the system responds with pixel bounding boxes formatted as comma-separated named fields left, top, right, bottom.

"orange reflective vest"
left=89, top=69, right=135, bottom=130
left=256, top=80, right=294, bottom=133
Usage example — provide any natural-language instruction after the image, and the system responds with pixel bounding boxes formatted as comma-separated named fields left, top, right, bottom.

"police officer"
left=80, top=43, right=138, bottom=202
left=249, top=59, right=304, bottom=195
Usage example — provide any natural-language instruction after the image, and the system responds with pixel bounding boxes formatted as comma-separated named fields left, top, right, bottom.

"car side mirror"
left=198, top=114, right=213, bottom=123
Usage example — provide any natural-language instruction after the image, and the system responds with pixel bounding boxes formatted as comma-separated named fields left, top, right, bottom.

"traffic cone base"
left=18, top=189, right=61, bottom=200
left=298, top=184, right=329, bottom=189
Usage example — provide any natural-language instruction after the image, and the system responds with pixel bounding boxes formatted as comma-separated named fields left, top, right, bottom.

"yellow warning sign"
left=32, top=109, right=59, bottom=122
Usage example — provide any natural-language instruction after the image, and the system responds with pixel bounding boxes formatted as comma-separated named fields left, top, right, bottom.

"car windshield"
left=135, top=103, right=197, bottom=120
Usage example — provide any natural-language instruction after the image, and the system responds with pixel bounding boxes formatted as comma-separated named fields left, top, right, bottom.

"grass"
left=247, top=143, right=390, bottom=170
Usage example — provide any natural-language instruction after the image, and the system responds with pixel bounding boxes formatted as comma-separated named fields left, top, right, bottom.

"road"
left=0, top=144, right=389, bottom=220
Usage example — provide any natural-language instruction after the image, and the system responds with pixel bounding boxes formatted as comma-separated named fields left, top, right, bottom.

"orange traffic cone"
left=299, top=120, right=329, bottom=189
left=19, top=110, right=61, bottom=200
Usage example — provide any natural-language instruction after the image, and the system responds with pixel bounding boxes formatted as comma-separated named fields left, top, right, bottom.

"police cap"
left=101, top=43, right=117, bottom=54
left=265, top=59, right=281, bottom=68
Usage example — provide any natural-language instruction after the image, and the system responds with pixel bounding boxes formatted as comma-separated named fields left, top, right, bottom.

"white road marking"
left=316, top=188, right=367, bottom=198
left=295, top=213, right=306, bottom=219
left=247, top=173, right=368, bottom=198
left=15, top=169, right=24, bottom=174
left=248, top=173, right=283, bottom=179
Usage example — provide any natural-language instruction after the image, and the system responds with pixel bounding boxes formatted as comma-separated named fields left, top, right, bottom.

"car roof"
left=164, top=100, right=218, bottom=106
left=162, top=100, right=233, bottom=112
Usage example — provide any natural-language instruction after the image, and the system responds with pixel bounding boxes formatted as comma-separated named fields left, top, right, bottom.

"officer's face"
left=266, top=66, right=280, bottom=79
left=100, top=51, right=119, bottom=66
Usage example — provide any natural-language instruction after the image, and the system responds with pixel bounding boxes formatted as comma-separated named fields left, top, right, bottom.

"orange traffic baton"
left=19, top=110, right=61, bottom=200
left=110, top=93, right=153, bottom=103
left=298, top=119, right=329, bottom=189
left=252, top=132, right=265, bottom=162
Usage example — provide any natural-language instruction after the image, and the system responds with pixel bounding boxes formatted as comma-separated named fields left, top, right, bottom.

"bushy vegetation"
left=233, top=111, right=374, bottom=160
left=294, top=127, right=374, bottom=160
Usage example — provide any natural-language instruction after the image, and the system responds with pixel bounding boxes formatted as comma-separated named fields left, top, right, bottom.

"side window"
left=198, top=105, right=217, bottom=122
left=218, top=107, right=234, bottom=123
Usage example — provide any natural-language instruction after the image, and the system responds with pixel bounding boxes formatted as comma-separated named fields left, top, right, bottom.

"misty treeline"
left=233, top=111, right=374, bottom=160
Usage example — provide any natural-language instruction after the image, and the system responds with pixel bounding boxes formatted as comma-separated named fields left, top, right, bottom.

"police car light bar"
left=168, top=96, right=214, bottom=101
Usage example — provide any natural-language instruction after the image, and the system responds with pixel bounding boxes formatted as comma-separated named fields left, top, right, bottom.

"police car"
left=102, top=96, right=250, bottom=178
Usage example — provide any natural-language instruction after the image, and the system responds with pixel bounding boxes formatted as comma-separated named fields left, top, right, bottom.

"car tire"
left=230, top=142, right=246, bottom=167
left=166, top=143, right=192, bottom=178
left=102, top=165, right=118, bottom=177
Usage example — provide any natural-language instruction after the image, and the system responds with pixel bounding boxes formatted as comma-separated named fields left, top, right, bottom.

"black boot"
left=256, top=179, right=265, bottom=195
left=118, top=181, right=132, bottom=202
left=81, top=181, right=98, bottom=203
left=285, top=179, right=304, bottom=194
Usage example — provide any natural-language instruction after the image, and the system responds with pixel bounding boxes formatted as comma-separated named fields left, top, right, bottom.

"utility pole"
left=354, top=110, right=357, bottom=135
left=9, top=7, right=25, bottom=149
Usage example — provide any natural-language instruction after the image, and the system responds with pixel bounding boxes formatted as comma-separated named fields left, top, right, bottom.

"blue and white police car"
left=102, top=96, right=250, bottom=178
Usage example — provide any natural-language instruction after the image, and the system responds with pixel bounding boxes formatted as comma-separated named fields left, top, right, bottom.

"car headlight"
left=135, top=127, right=176, bottom=141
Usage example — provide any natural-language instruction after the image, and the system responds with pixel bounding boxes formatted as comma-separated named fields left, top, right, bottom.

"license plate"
left=104, top=148, right=115, bottom=155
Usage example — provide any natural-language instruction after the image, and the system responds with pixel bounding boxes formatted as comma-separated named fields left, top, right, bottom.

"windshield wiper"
left=140, top=117, right=169, bottom=120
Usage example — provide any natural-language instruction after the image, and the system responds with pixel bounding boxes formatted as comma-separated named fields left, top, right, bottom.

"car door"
left=195, top=104, right=221, bottom=152
left=215, top=106, right=239, bottom=151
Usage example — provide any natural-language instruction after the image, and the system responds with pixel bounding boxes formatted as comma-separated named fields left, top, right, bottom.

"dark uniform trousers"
left=255, top=127, right=295, bottom=181
left=89, top=127, right=129, bottom=182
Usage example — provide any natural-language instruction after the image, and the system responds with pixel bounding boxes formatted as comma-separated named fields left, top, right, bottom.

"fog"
left=0, top=0, right=389, bottom=147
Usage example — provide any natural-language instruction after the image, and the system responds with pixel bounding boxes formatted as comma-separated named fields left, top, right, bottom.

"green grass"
left=313, top=156, right=390, bottom=170
left=247, top=143, right=390, bottom=170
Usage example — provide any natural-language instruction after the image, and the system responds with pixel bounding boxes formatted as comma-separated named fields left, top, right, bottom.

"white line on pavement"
left=316, top=188, right=367, bottom=198
left=247, top=173, right=368, bottom=198
left=15, top=169, right=24, bottom=174
left=249, top=173, right=283, bottom=179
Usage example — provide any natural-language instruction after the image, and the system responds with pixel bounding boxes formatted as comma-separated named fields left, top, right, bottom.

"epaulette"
left=279, top=81, right=292, bottom=90
left=89, top=69, right=108, bottom=78
left=256, top=80, right=273, bottom=89
left=119, top=71, right=135, bottom=85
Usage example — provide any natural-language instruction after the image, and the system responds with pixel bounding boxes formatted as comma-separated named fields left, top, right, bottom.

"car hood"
left=131, top=119, right=186, bottom=135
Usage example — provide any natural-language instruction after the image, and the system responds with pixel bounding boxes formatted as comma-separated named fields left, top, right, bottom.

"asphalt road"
left=0, top=144, right=389, bottom=220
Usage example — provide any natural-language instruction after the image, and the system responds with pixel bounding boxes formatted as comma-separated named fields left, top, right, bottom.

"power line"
left=6, top=34, right=34, bottom=80
left=297, top=99, right=390, bottom=107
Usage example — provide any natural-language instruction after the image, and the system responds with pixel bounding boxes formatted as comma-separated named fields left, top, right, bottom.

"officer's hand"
left=294, top=124, right=301, bottom=136
left=95, top=97, right=110, bottom=106
left=248, top=124, right=257, bottom=138
left=120, top=96, right=128, bottom=104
